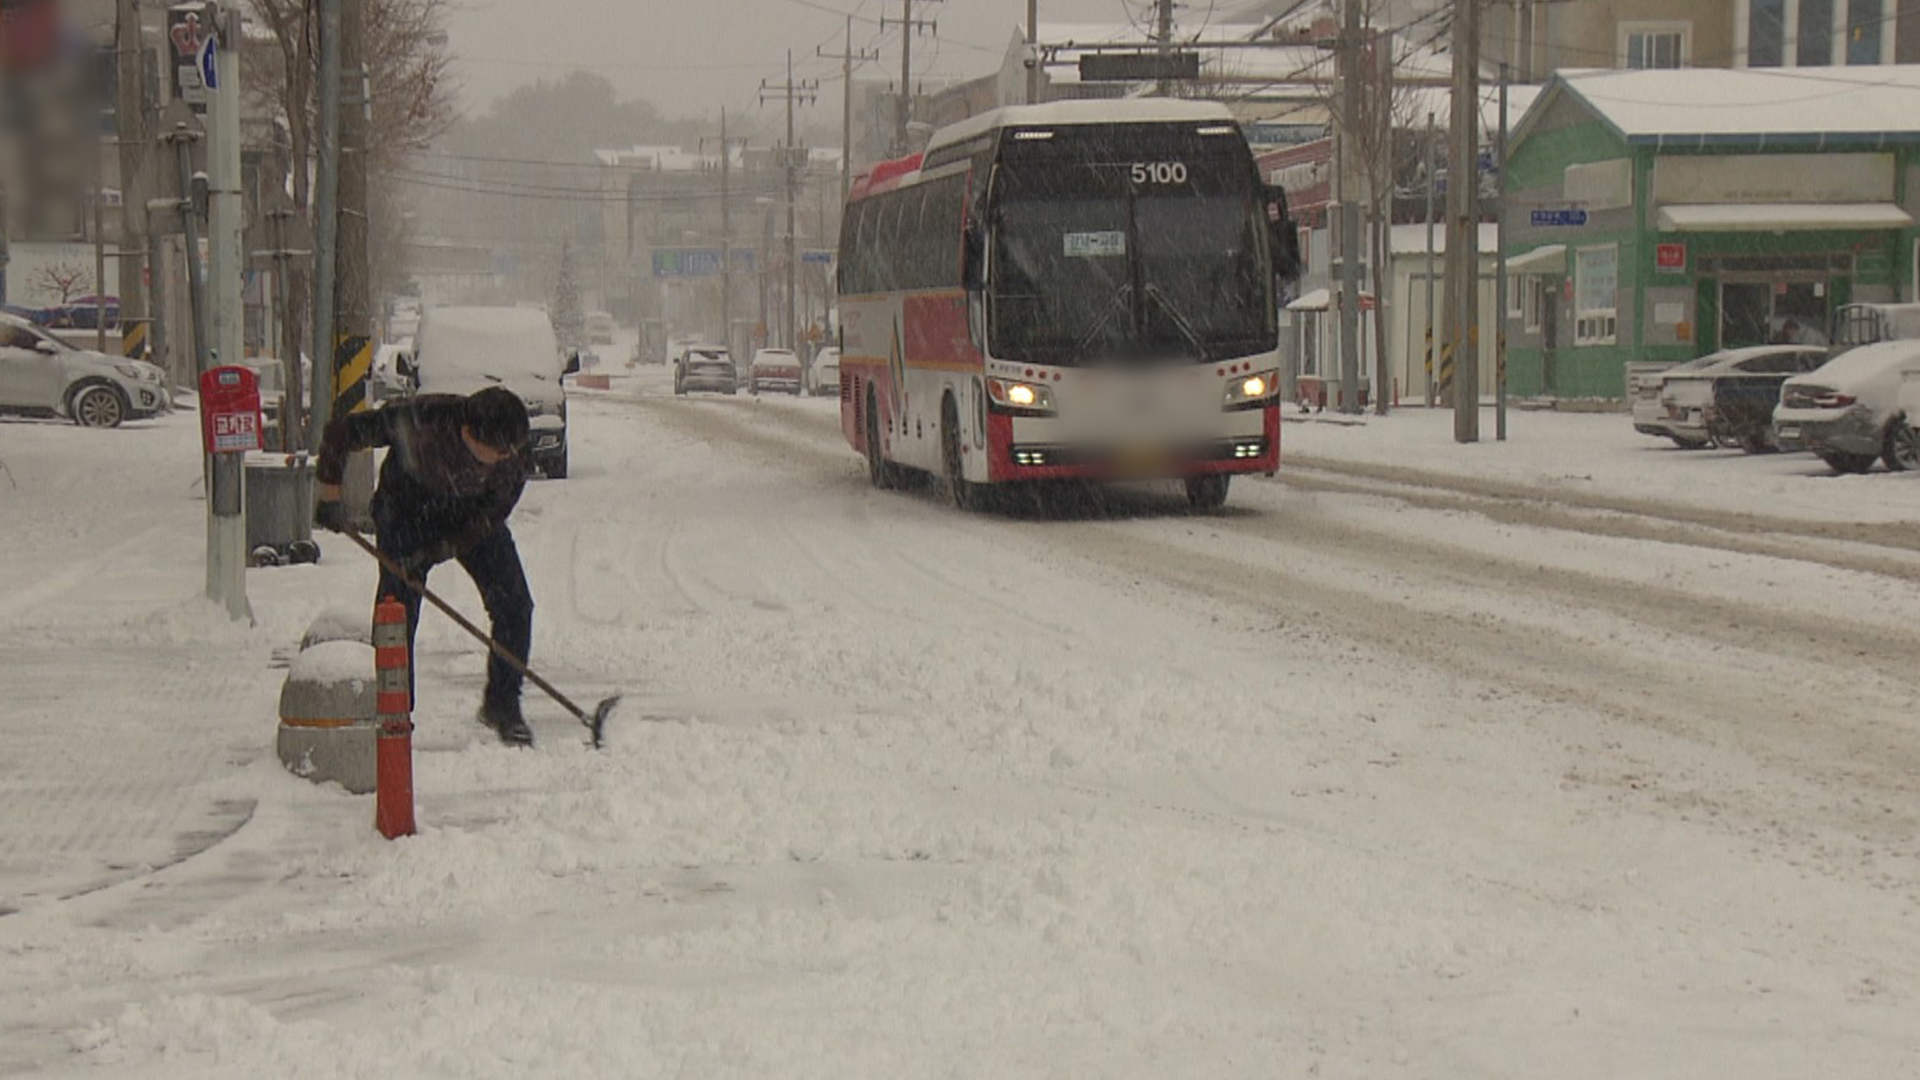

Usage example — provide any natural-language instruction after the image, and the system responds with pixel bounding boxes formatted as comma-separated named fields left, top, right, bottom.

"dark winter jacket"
left=316, top=394, right=527, bottom=562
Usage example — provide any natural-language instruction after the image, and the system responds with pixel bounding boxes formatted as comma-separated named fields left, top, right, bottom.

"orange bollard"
left=373, top=595, right=416, bottom=839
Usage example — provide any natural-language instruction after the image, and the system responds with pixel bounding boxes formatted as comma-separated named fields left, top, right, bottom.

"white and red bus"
left=836, top=99, right=1302, bottom=510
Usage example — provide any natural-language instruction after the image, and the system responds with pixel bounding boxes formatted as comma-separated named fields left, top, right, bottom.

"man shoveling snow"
left=313, top=386, right=538, bottom=747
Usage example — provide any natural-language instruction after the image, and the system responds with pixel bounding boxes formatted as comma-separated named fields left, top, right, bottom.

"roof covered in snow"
left=1523, top=66, right=1920, bottom=147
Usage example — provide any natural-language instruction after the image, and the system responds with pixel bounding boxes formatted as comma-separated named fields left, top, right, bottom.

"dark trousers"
left=375, top=525, right=533, bottom=708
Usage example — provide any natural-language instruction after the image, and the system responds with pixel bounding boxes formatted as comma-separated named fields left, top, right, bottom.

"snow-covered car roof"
left=1785, top=339, right=1920, bottom=387
left=413, top=307, right=562, bottom=399
left=1667, top=345, right=1825, bottom=376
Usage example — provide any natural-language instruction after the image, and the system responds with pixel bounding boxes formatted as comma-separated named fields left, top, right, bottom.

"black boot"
left=477, top=695, right=534, bottom=747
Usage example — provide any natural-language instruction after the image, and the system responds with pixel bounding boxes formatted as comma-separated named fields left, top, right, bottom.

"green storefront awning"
left=1656, top=203, right=1914, bottom=233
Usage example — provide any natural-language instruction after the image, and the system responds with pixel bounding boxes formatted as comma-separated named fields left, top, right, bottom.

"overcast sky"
left=442, top=0, right=1207, bottom=128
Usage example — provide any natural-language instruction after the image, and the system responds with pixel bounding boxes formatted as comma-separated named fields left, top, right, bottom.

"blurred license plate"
left=1116, top=446, right=1167, bottom=474
left=1776, top=424, right=1800, bottom=440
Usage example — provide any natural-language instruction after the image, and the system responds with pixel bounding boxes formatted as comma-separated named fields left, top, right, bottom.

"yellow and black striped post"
left=1437, top=340, right=1456, bottom=403
left=120, top=320, right=149, bottom=360
left=332, top=334, right=373, bottom=420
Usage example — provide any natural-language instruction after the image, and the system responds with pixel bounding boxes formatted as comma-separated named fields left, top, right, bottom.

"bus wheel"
left=1185, top=475, right=1231, bottom=512
left=941, top=396, right=978, bottom=511
left=865, top=386, right=895, bottom=490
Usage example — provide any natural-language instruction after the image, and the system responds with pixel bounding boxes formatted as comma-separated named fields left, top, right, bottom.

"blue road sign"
left=199, top=32, right=218, bottom=90
left=1531, top=208, right=1589, bottom=228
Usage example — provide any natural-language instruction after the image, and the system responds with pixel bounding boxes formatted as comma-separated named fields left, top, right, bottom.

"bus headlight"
left=1224, top=369, right=1279, bottom=410
left=987, top=377, right=1056, bottom=415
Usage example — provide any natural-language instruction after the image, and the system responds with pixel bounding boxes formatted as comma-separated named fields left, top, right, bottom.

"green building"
left=1502, top=66, right=1920, bottom=400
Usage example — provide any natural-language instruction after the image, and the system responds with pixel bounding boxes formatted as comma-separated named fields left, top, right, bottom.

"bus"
left=836, top=99, right=1302, bottom=511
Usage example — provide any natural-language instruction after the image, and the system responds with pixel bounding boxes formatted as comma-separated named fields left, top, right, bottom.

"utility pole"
left=1495, top=61, right=1509, bottom=441
left=167, top=124, right=211, bottom=376
left=334, top=0, right=375, bottom=523
left=116, top=0, right=157, bottom=367
left=1027, top=0, right=1040, bottom=103
left=820, top=17, right=879, bottom=200
left=1155, top=0, right=1175, bottom=95
left=205, top=3, right=248, bottom=621
left=1371, top=26, right=1393, bottom=417
left=1424, top=110, right=1437, bottom=408
left=701, top=109, right=748, bottom=350
left=208, top=4, right=242, bottom=372
left=308, top=0, right=342, bottom=449
left=93, top=109, right=109, bottom=355
left=1335, top=0, right=1362, bottom=415
left=881, top=0, right=939, bottom=154
left=1447, top=0, right=1481, bottom=442
left=761, top=53, right=817, bottom=352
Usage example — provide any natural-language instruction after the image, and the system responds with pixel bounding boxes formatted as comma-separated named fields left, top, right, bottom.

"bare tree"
left=243, top=0, right=453, bottom=337
left=37, top=263, right=92, bottom=304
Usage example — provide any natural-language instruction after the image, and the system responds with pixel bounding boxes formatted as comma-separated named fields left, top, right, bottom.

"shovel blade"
left=587, top=695, right=623, bottom=750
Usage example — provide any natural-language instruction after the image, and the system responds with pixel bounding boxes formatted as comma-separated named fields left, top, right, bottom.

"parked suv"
left=0, top=313, right=167, bottom=427
left=1773, top=339, right=1920, bottom=473
left=673, top=344, right=737, bottom=395
left=411, top=306, right=571, bottom=479
left=1655, top=345, right=1827, bottom=453
left=748, top=348, right=802, bottom=395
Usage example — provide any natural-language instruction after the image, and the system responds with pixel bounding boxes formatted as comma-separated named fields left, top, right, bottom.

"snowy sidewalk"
left=1278, top=404, right=1920, bottom=526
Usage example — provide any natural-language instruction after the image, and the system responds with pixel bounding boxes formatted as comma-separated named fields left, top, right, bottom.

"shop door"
left=1721, top=282, right=1771, bottom=348
left=1541, top=288, right=1558, bottom=394
left=1772, top=282, right=1829, bottom=345
left=1695, top=277, right=1719, bottom=354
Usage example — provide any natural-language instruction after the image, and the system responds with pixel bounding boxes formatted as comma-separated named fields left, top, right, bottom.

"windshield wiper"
left=1073, top=281, right=1134, bottom=357
left=1143, top=283, right=1212, bottom=362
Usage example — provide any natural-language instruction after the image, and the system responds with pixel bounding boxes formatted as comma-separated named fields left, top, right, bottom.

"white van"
left=411, top=306, right=571, bottom=478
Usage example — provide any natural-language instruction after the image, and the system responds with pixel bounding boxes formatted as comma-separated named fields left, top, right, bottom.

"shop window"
left=1622, top=23, right=1690, bottom=69
left=1800, top=0, right=1835, bottom=65
left=1575, top=245, right=1618, bottom=346
left=1749, top=0, right=1786, bottom=66
left=1847, top=0, right=1884, bottom=64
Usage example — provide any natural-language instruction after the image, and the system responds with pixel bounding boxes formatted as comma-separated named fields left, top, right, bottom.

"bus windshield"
left=989, top=155, right=1273, bottom=365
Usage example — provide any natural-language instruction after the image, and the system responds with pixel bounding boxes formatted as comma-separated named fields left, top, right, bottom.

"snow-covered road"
left=2, top=377, right=1916, bottom=1078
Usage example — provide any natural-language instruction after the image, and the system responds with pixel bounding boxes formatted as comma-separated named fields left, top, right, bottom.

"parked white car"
left=412, top=306, right=570, bottom=479
left=1629, top=357, right=1717, bottom=448
left=807, top=346, right=840, bottom=397
left=1654, top=345, right=1827, bottom=453
left=0, top=314, right=168, bottom=427
left=1773, top=339, right=1920, bottom=473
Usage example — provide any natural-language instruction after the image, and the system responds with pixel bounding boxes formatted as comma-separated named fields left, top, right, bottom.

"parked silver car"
left=1774, top=339, right=1920, bottom=473
left=0, top=314, right=167, bottom=427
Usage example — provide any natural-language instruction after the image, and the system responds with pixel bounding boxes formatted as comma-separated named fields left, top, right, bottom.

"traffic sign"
left=1530, top=207, right=1589, bottom=228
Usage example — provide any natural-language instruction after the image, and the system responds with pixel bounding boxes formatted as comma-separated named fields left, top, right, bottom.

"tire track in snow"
left=1056, top=520, right=1920, bottom=902
left=1281, top=454, right=1920, bottom=565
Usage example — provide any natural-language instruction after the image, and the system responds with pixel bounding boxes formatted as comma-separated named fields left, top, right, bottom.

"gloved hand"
left=314, top=499, right=348, bottom=534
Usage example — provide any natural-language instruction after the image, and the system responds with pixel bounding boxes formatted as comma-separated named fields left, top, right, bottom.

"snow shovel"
left=340, top=527, right=620, bottom=749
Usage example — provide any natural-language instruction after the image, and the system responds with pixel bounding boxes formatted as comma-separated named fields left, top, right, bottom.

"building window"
left=1575, top=245, right=1618, bottom=346
left=1847, top=0, right=1884, bottom=64
left=1525, top=276, right=1546, bottom=333
left=1622, top=22, right=1690, bottom=69
left=1799, top=0, right=1835, bottom=65
left=1749, top=0, right=1786, bottom=66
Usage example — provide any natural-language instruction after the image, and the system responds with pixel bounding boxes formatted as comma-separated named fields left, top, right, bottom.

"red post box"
left=199, top=365, right=263, bottom=455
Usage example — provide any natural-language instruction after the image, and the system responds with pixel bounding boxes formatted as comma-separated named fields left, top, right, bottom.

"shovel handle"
left=340, top=526, right=590, bottom=724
